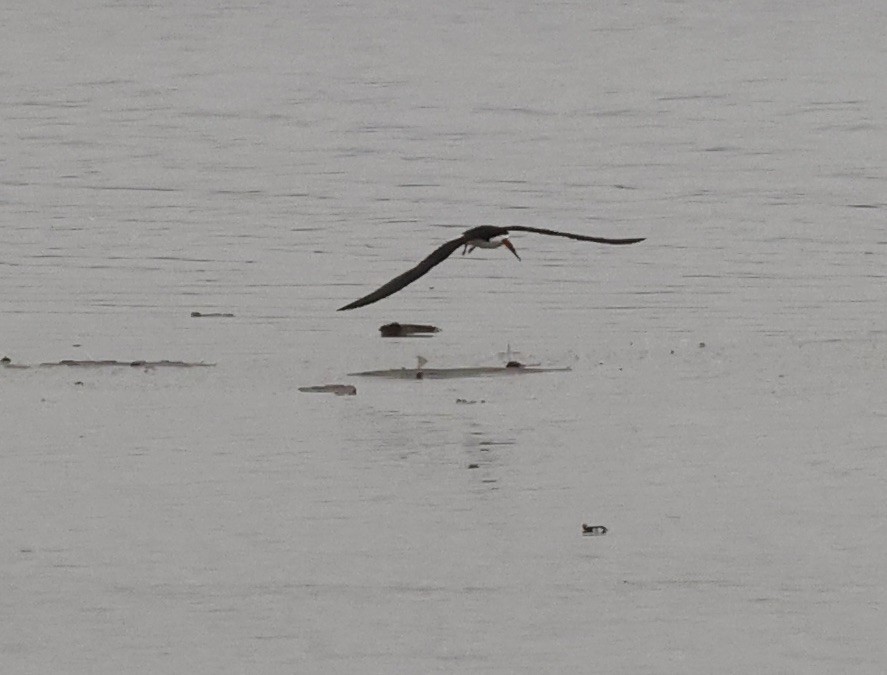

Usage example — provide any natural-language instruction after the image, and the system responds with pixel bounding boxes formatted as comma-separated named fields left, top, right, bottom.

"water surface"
left=2, top=1, right=886, bottom=672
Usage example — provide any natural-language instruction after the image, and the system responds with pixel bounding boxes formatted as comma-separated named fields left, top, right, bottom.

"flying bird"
left=337, top=225, right=644, bottom=311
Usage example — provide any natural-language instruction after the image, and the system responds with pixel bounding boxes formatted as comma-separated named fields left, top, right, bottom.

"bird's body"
left=337, top=225, right=644, bottom=311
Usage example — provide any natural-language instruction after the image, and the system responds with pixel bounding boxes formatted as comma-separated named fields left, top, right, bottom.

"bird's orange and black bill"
left=501, top=238, right=521, bottom=260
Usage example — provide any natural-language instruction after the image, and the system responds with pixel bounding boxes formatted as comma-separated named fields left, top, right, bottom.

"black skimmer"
left=337, top=225, right=644, bottom=311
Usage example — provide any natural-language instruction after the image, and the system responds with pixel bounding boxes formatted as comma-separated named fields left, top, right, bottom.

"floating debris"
left=467, top=463, right=479, bottom=469
left=191, top=311, right=235, bottom=318
left=582, top=524, right=608, bottom=536
left=351, top=353, right=568, bottom=380
left=350, top=365, right=569, bottom=380
left=44, top=360, right=214, bottom=368
left=4, top=357, right=214, bottom=369
left=456, top=398, right=485, bottom=404
left=298, top=384, right=357, bottom=396
left=379, top=322, right=440, bottom=338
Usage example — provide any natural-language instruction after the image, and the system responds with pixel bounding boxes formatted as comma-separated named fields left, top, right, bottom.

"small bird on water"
left=582, top=524, right=608, bottom=535
left=338, top=225, right=645, bottom=310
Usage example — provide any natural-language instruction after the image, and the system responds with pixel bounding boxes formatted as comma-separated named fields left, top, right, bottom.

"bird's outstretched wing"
left=507, top=226, right=645, bottom=245
left=337, top=234, right=471, bottom=311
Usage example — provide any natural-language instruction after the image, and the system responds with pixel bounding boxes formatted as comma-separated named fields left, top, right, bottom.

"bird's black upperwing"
left=337, top=234, right=471, bottom=310
left=507, top=226, right=645, bottom=245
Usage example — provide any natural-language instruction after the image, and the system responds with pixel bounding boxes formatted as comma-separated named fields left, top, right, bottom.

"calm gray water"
left=2, top=1, right=886, bottom=672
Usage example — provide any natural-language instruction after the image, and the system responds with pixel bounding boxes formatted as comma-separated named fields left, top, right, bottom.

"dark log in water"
left=379, top=322, right=440, bottom=338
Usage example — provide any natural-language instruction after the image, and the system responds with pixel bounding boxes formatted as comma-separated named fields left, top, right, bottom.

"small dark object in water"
left=468, top=463, right=479, bottom=469
left=698, top=341, right=706, bottom=348
left=379, top=322, right=440, bottom=337
left=1, top=356, right=10, bottom=364
left=191, top=311, right=235, bottom=318
left=415, top=371, right=423, bottom=379
left=582, top=524, right=608, bottom=536
left=298, top=384, right=357, bottom=396
left=505, top=360, right=524, bottom=368
left=74, top=381, right=84, bottom=386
